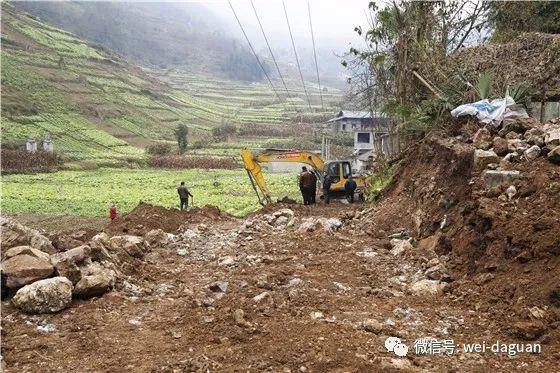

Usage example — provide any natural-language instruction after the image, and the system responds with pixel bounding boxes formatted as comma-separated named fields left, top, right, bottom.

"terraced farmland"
left=1, top=3, right=343, bottom=164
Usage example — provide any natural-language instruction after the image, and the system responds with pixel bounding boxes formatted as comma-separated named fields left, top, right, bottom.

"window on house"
left=357, top=132, right=370, bottom=143
left=342, top=124, right=346, bottom=131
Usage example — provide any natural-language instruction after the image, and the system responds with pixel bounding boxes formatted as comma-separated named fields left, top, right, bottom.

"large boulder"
left=297, top=217, right=342, bottom=232
left=0, top=217, right=55, bottom=254
left=1, top=254, right=54, bottom=289
left=409, top=280, right=445, bottom=296
left=474, top=149, right=499, bottom=171
left=12, top=277, right=73, bottom=314
left=89, top=233, right=112, bottom=262
left=3, top=246, right=50, bottom=262
left=499, top=118, right=535, bottom=137
left=507, top=139, right=530, bottom=154
left=544, top=122, right=560, bottom=147
left=524, top=128, right=545, bottom=147
left=53, top=258, right=82, bottom=285
left=524, top=145, right=541, bottom=160
left=390, top=238, right=412, bottom=256
left=473, top=128, right=492, bottom=150
left=51, top=245, right=91, bottom=266
left=548, top=145, right=560, bottom=164
left=483, top=170, right=520, bottom=189
left=74, top=270, right=116, bottom=298
left=144, top=229, right=172, bottom=248
left=109, top=235, right=146, bottom=258
left=492, top=137, right=509, bottom=156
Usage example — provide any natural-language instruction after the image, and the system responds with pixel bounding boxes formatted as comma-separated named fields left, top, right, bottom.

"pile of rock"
left=240, top=208, right=296, bottom=233
left=1, top=219, right=159, bottom=314
left=0, top=217, right=55, bottom=254
left=473, top=117, right=560, bottom=171
left=472, top=117, right=560, bottom=193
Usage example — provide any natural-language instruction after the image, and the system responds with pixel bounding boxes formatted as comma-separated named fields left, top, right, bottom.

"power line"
left=308, top=0, right=324, bottom=110
left=228, top=0, right=289, bottom=112
left=282, top=0, right=312, bottom=111
left=250, top=0, right=298, bottom=112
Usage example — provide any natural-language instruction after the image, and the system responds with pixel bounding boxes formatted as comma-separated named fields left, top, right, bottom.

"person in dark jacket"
left=344, top=175, right=357, bottom=203
left=299, top=167, right=315, bottom=205
left=177, top=181, right=193, bottom=210
left=322, top=173, right=332, bottom=204
left=309, top=171, right=318, bottom=204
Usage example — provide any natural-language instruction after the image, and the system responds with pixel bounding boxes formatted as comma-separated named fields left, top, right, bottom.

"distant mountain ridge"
left=13, top=1, right=266, bottom=81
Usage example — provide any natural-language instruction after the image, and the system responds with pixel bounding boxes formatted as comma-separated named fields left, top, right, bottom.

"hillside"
left=12, top=1, right=264, bottom=81
left=0, top=3, right=341, bottom=164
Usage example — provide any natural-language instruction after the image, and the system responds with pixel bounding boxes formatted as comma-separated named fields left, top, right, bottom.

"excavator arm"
left=241, top=147, right=325, bottom=205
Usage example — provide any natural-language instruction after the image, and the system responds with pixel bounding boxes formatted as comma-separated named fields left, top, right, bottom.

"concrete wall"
left=268, top=162, right=307, bottom=174
left=530, top=101, right=560, bottom=122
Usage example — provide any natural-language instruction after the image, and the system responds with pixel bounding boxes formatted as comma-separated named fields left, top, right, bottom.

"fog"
left=200, top=0, right=372, bottom=86
left=206, top=0, right=369, bottom=50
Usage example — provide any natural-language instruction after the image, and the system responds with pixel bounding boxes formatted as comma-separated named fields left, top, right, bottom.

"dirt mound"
left=106, top=202, right=236, bottom=235
left=357, top=118, right=560, bottom=316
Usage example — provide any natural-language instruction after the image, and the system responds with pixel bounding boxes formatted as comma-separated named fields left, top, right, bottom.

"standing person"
left=322, top=173, right=332, bottom=204
left=299, top=167, right=314, bottom=205
left=177, top=181, right=193, bottom=210
left=344, top=175, right=357, bottom=203
left=309, top=171, right=318, bottom=204
left=109, top=203, right=117, bottom=221
left=298, top=166, right=307, bottom=203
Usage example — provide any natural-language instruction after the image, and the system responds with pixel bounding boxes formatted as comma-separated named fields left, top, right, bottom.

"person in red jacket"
left=109, top=203, right=117, bottom=221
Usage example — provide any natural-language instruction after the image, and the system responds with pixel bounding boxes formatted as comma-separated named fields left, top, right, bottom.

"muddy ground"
left=2, top=197, right=559, bottom=372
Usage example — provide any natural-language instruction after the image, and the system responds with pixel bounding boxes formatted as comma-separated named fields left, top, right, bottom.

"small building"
left=26, top=138, right=37, bottom=153
left=43, top=135, right=54, bottom=152
left=325, top=110, right=373, bottom=133
left=324, top=110, right=394, bottom=168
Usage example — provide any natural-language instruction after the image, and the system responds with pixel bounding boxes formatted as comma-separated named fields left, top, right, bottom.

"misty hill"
left=13, top=1, right=265, bottom=81
left=1, top=3, right=340, bottom=164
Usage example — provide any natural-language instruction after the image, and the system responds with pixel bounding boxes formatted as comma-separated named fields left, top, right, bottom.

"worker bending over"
left=177, top=181, right=193, bottom=210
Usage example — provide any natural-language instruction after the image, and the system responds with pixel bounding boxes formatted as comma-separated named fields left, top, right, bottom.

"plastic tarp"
left=451, top=96, right=528, bottom=127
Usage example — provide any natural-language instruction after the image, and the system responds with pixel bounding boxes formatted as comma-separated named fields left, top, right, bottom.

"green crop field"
left=1, top=168, right=301, bottom=217
left=1, top=2, right=343, bottom=166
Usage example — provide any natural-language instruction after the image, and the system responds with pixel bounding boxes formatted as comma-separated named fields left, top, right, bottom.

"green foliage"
left=212, top=123, right=237, bottom=140
left=366, top=162, right=394, bottom=202
left=146, top=143, right=174, bottom=156
left=12, top=1, right=264, bottom=79
left=506, top=84, right=531, bottom=103
left=174, top=124, right=189, bottom=154
left=1, top=168, right=301, bottom=217
left=476, top=72, right=493, bottom=99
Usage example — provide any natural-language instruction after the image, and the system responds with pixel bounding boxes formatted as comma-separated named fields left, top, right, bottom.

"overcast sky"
left=205, top=0, right=370, bottom=52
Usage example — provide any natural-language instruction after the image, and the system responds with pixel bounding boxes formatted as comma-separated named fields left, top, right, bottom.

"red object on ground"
left=109, top=206, right=117, bottom=220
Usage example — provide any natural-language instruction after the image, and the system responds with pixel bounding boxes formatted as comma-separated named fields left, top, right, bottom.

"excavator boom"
left=241, top=147, right=367, bottom=204
left=241, top=148, right=324, bottom=204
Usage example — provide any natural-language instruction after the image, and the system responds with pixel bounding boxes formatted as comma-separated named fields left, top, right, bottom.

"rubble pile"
left=0, top=217, right=159, bottom=313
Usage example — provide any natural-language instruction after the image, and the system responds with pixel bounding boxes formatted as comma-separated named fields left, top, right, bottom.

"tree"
left=174, top=124, right=188, bottom=154
left=343, top=1, right=493, bottom=141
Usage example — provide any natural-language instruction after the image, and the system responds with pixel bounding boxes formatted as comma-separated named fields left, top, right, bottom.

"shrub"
left=146, top=143, right=173, bottom=156
left=1, top=149, right=62, bottom=174
left=212, top=124, right=237, bottom=140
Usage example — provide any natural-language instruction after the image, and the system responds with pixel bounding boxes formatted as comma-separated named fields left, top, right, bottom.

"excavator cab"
left=323, top=161, right=352, bottom=191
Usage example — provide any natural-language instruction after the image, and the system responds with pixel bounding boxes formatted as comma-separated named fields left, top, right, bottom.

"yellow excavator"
left=241, top=147, right=367, bottom=205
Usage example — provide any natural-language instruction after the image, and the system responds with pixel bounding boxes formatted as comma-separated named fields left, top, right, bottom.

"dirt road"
left=2, top=202, right=558, bottom=372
